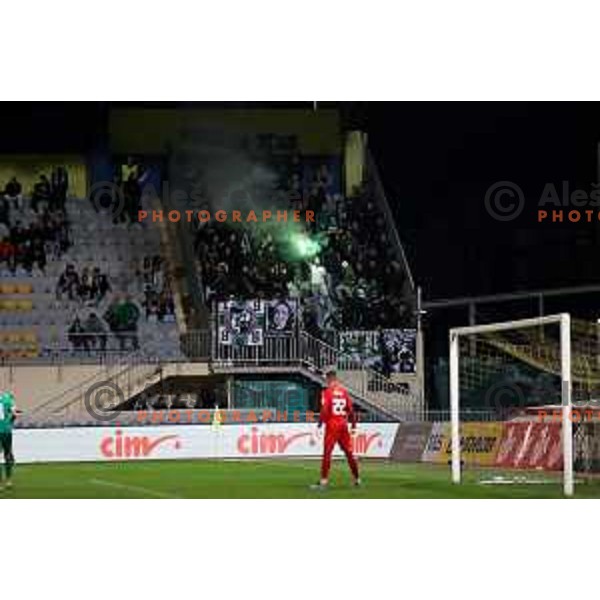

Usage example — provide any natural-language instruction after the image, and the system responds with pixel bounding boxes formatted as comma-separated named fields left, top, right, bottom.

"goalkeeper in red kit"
left=311, top=370, right=361, bottom=490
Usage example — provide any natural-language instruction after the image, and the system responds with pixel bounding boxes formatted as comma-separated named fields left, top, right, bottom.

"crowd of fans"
left=2, top=169, right=69, bottom=215
left=63, top=254, right=176, bottom=354
left=0, top=153, right=413, bottom=362
left=56, top=264, right=111, bottom=304
left=0, top=172, right=71, bottom=276
left=192, top=149, right=412, bottom=336
left=68, top=295, right=142, bottom=353
left=132, top=254, right=176, bottom=323
left=0, top=164, right=179, bottom=359
left=321, top=184, right=410, bottom=330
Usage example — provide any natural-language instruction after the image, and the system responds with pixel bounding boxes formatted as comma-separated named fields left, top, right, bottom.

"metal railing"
left=180, top=329, right=211, bottom=360
left=417, top=409, right=501, bottom=423
left=24, top=349, right=165, bottom=424
left=188, top=327, right=421, bottom=420
left=15, top=326, right=422, bottom=424
left=300, top=331, right=420, bottom=419
left=209, top=332, right=301, bottom=366
left=1, top=331, right=206, bottom=366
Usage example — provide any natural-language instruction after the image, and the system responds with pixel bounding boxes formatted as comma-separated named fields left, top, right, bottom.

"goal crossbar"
left=449, top=313, right=574, bottom=496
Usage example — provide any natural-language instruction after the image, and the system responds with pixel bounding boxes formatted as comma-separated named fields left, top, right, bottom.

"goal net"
left=449, top=313, right=583, bottom=495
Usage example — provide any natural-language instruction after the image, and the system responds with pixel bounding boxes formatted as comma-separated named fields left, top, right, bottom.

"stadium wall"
left=0, top=362, right=209, bottom=412
left=0, top=364, right=110, bottom=411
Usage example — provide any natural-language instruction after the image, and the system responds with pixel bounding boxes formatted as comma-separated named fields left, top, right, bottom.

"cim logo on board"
left=236, top=427, right=384, bottom=456
left=100, top=430, right=182, bottom=459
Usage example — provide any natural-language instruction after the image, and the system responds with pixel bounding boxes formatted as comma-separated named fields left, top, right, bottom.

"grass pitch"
left=2, top=460, right=600, bottom=498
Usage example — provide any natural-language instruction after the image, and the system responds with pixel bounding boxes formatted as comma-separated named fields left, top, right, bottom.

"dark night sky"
left=366, top=102, right=600, bottom=301
left=1, top=101, right=599, bottom=302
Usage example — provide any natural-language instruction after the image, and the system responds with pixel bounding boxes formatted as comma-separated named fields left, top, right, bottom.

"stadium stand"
left=0, top=167, right=182, bottom=363
left=0, top=131, right=421, bottom=426
left=191, top=148, right=413, bottom=335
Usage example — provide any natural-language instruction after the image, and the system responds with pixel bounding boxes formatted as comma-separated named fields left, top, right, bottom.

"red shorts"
left=324, top=420, right=353, bottom=452
left=321, top=419, right=358, bottom=480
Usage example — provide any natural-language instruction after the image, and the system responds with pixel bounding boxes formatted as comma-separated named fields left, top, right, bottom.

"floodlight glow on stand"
left=448, top=313, right=574, bottom=497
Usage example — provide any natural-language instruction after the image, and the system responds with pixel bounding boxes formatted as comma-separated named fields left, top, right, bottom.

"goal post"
left=449, top=313, right=574, bottom=496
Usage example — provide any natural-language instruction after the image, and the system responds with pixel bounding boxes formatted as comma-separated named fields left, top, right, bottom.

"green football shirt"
left=0, top=392, right=15, bottom=434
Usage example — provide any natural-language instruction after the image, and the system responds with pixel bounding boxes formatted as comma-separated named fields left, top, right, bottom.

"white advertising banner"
left=14, top=423, right=399, bottom=463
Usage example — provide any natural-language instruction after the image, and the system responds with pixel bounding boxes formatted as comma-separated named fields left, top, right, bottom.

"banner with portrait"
left=265, top=299, right=298, bottom=336
left=217, top=299, right=265, bottom=346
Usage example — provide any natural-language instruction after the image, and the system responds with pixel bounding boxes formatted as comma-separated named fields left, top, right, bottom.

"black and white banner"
left=265, top=299, right=298, bottom=336
left=339, top=329, right=417, bottom=374
left=217, top=299, right=265, bottom=346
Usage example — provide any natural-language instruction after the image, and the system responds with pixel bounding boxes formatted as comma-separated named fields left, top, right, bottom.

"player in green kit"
left=0, top=391, right=19, bottom=490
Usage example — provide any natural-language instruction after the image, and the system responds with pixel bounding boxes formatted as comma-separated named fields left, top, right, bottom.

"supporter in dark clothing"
left=9, top=222, right=26, bottom=246
left=4, top=177, right=23, bottom=210
left=89, top=267, right=101, bottom=298
left=50, top=167, right=69, bottom=212
left=124, top=173, right=141, bottom=223
left=56, top=264, right=80, bottom=300
left=68, top=316, right=86, bottom=351
left=0, top=197, right=9, bottom=226
left=96, top=274, right=111, bottom=302
left=84, top=312, right=108, bottom=351
left=79, top=267, right=92, bottom=301
left=32, top=175, right=51, bottom=213
left=30, top=238, right=46, bottom=273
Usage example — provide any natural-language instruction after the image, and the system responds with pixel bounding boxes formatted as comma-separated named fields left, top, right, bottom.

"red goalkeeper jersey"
left=320, top=384, right=356, bottom=428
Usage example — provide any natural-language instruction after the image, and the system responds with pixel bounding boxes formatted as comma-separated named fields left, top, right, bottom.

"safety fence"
left=10, top=328, right=420, bottom=426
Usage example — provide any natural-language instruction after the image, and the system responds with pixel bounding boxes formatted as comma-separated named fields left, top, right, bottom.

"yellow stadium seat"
left=16, top=283, right=33, bottom=294
left=1, top=283, right=17, bottom=295
left=22, top=331, right=37, bottom=344
left=18, top=299, right=33, bottom=311
left=2, top=299, right=17, bottom=312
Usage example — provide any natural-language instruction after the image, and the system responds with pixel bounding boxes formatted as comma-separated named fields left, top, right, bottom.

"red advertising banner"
left=495, top=422, right=562, bottom=471
left=520, top=423, right=563, bottom=471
